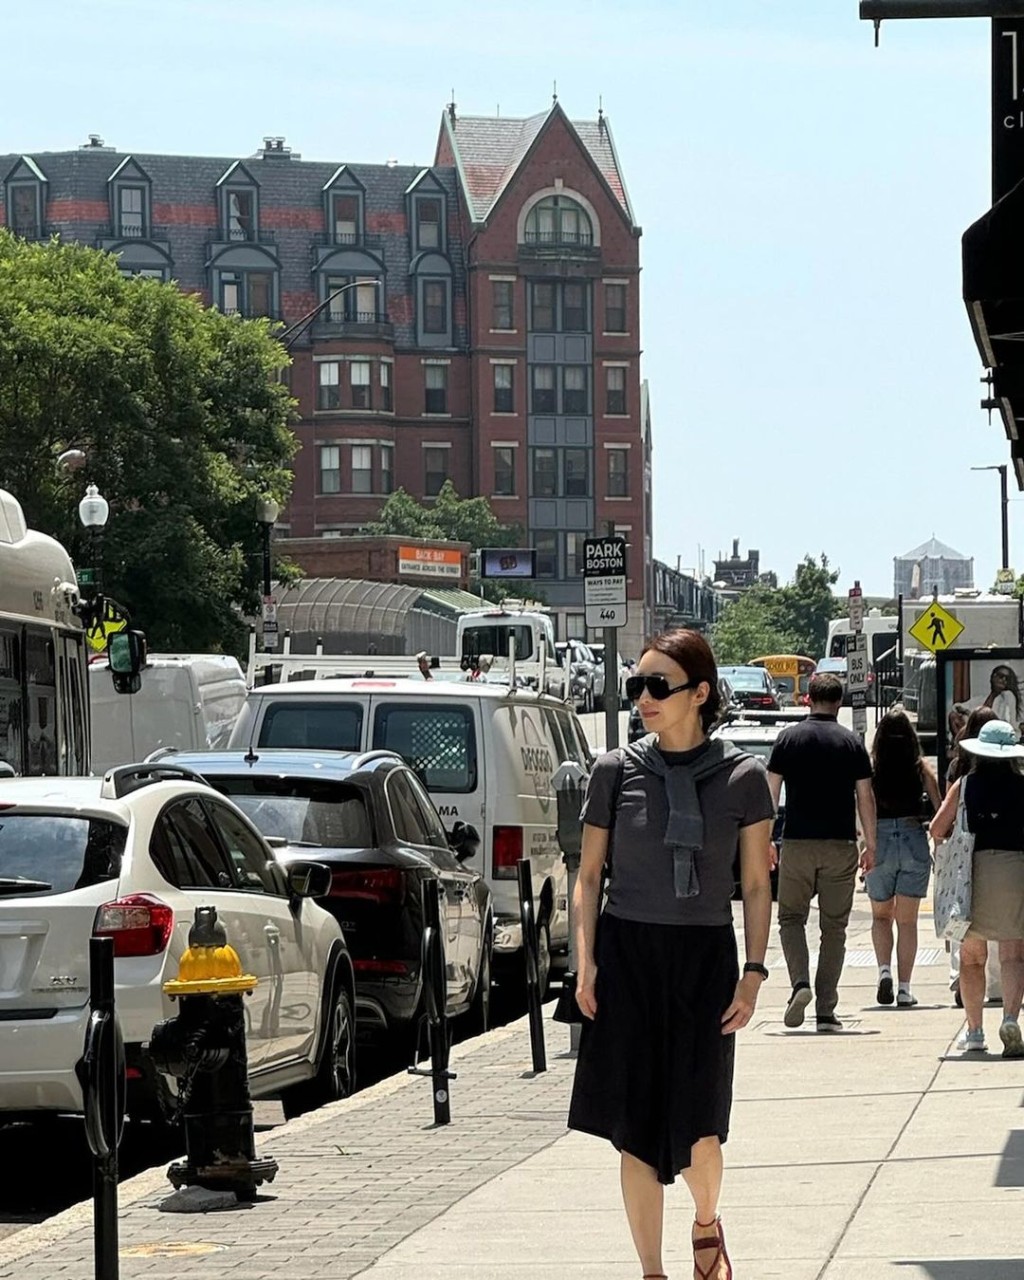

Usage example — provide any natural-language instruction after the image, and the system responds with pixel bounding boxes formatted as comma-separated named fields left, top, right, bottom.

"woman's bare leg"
left=620, top=1152, right=664, bottom=1277
left=870, top=898, right=895, bottom=970
left=894, top=895, right=921, bottom=986
left=960, top=935, right=988, bottom=1034
left=999, top=939, right=1024, bottom=1022
left=683, top=1136, right=729, bottom=1279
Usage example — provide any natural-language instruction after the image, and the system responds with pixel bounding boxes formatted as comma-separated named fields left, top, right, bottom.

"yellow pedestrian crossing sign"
left=909, top=601, right=964, bottom=653
left=85, top=599, right=129, bottom=654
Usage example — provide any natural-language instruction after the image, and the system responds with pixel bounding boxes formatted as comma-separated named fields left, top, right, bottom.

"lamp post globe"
left=78, top=483, right=109, bottom=530
left=256, top=496, right=280, bottom=528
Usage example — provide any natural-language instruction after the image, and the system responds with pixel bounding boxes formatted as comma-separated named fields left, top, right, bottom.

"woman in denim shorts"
left=867, top=709, right=941, bottom=1008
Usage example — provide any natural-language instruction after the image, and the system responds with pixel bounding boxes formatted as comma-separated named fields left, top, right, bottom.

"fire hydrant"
left=148, top=905, right=278, bottom=1200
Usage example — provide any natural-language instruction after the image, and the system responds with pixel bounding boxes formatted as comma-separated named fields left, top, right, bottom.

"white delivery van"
left=90, top=653, right=248, bottom=775
left=226, top=677, right=593, bottom=988
left=456, top=605, right=563, bottom=695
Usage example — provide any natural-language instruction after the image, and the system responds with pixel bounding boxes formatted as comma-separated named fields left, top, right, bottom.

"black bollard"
left=407, top=878, right=456, bottom=1123
left=517, top=859, right=547, bottom=1073
left=76, top=935, right=125, bottom=1280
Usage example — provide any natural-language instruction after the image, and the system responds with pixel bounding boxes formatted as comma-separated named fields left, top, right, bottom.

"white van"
left=226, top=677, right=593, bottom=986
left=90, top=653, right=248, bottom=775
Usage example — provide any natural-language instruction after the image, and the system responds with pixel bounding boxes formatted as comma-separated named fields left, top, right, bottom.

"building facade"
left=893, top=537, right=974, bottom=600
left=1, top=105, right=649, bottom=652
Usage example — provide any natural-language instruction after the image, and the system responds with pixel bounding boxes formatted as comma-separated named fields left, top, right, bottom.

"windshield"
left=208, top=778, right=373, bottom=849
left=0, top=814, right=126, bottom=896
left=461, top=624, right=534, bottom=662
left=721, top=670, right=768, bottom=691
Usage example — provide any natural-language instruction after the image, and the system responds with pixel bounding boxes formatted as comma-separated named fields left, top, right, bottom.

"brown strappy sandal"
left=692, top=1216, right=732, bottom=1280
left=642, top=1274, right=667, bottom=1279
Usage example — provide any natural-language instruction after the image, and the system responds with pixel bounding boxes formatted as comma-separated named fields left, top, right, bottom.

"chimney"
left=732, top=538, right=740, bottom=559
left=80, top=134, right=114, bottom=151
left=260, top=136, right=294, bottom=159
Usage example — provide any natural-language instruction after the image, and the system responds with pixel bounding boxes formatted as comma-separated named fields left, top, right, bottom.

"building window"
left=534, top=532, right=557, bottom=578
left=425, top=365, right=448, bottom=414
left=606, top=366, right=627, bottom=415
left=332, top=193, right=359, bottom=243
left=523, top=195, right=593, bottom=246
left=564, top=448, right=589, bottom=497
left=351, top=445, right=373, bottom=494
left=605, top=283, right=627, bottom=332
left=416, top=198, right=442, bottom=250
left=319, top=445, right=341, bottom=494
left=492, top=280, right=514, bottom=329
left=493, top=365, right=514, bottom=414
left=221, top=277, right=239, bottom=315
left=493, top=446, right=515, bottom=497
left=563, top=283, right=587, bottom=332
left=607, top=448, right=629, bottom=497
left=532, top=448, right=557, bottom=498
left=566, top=532, right=587, bottom=577
left=531, top=282, right=556, bottom=332
left=327, top=275, right=379, bottom=322
left=10, top=185, right=39, bottom=238
left=565, top=611, right=587, bottom=640
left=350, top=361, right=372, bottom=410
left=318, top=361, right=341, bottom=410
left=380, top=362, right=393, bottom=412
left=226, top=189, right=254, bottom=241
left=563, top=367, right=588, bottom=415
left=531, top=366, right=556, bottom=414
left=380, top=444, right=394, bottom=494
left=424, top=447, right=449, bottom=497
left=247, top=272, right=272, bottom=318
left=118, top=186, right=145, bottom=238
left=423, top=280, right=448, bottom=334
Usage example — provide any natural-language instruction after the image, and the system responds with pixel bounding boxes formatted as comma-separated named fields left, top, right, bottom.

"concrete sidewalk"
left=3, top=906, right=1023, bottom=1279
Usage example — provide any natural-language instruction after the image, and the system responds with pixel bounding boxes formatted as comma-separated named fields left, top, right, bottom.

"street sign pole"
left=583, top=536, right=628, bottom=751
left=848, top=581, right=868, bottom=741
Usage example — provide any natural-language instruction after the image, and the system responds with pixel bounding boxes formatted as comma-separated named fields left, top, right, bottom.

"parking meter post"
left=149, top=906, right=277, bottom=1200
left=407, top=878, right=455, bottom=1124
left=80, top=935, right=124, bottom=1280
left=603, top=627, right=620, bottom=750
left=517, top=859, right=547, bottom=1073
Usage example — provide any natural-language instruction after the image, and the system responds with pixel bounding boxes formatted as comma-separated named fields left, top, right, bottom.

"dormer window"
left=118, top=186, right=145, bottom=238
left=227, top=189, right=254, bottom=241
left=10, top=185, right=39, bottom=237
left=416, top=199, right=442, bottom=250
left=524, top=195, right=592, bottom=246
left=332, top=194, right=360, bottom=244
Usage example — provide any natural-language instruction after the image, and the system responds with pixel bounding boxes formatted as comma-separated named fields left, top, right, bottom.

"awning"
left=963, top=177, right=1024, bottom=482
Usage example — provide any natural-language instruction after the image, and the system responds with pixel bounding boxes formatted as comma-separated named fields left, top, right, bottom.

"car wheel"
left=465, top=936, right=492, bottom=1037
left=282, top=982, right=356, bottom=1120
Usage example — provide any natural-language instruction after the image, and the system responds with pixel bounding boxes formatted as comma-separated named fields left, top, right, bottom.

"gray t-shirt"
left=581, top=741, right=774, bottom=926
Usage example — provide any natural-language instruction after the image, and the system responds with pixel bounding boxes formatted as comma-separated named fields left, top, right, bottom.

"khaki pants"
left=778, top=838, right=859, bottom=1019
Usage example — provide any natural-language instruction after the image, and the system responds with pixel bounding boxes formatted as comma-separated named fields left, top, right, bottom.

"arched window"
left=523, top=196, right=592, bottom=247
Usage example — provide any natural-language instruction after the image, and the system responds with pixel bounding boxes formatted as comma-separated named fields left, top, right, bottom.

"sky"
left=1, top=1, right=1008, bottom=596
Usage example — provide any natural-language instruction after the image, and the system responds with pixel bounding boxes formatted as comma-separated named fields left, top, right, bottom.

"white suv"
left=0, top=763, right=356, bottom=1123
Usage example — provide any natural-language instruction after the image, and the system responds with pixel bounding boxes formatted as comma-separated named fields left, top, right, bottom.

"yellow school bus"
left=750, top=655, right=816, bottom=707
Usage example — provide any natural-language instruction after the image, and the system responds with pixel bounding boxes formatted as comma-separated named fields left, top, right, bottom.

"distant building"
left=652, top=560, right=725, bottom=639
left=894, top=538, right=973, bottom=599
left=712, top=540, right=777, bottom=595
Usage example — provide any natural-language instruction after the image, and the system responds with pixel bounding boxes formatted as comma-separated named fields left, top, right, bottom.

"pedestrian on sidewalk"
left=945, top=707, right=1002, bottom=1009
left=929, top=718, right=1024, bottom=1057
left=568, top=629, right=774, bottom=1280
left=866, top=709, right=941, bottom=1009
left=767, top=672, right=876, bottom=1032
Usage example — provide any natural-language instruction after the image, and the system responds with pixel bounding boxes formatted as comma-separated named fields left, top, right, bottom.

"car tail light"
left=330, top=868, right=405, bottom=907
left=93, top=894, right=174, bottom=958
left=492, top=825, right=523, bottom=879
left=353, top=958, right=412, bottom=974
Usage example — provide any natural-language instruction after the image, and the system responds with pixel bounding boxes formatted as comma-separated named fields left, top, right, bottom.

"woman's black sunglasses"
left=625, top=674, right=700, bottom=702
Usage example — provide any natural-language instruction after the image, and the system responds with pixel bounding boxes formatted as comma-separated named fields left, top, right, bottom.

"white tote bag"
left=933, top=785, right=974, bottom=943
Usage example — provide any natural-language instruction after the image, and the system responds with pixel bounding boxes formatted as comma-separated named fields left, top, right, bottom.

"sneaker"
left=896, top=991, right=918, bottom=1008
left=999, top=1018, right=1024, bottom=1059
left=877, top=975, right=894, bottom=1006
left=816, top=1015, right=843, bottom=1033
left=783, top=983, right=812, bottom=1028
left=957, top=1027, right=987, bottom=1053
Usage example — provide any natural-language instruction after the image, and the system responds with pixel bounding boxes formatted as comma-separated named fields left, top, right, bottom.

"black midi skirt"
left=567, top=912, right=739, bottom=1185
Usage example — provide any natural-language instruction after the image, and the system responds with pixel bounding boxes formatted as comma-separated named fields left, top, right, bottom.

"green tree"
left=712, top=554, right=842, bottom=664
left=0, top=230, right=296, bottom=653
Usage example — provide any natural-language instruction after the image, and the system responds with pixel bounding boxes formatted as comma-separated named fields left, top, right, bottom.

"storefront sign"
left=397, top=546, right=462, bottom=579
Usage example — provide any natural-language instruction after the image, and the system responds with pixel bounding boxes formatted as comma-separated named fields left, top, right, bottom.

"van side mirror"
left=108, top=630, right=147, bottom=695
left=286, top=860, right=332, bottom=901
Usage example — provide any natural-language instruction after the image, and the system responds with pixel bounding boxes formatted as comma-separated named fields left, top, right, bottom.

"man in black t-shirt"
left=767, top=673, right=876, bottom=1032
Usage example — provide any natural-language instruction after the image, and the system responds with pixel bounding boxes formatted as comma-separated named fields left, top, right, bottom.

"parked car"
left=225, top=677, right=594, bottom=992
left=555, top=639, right=605, bottom=713
left=0, top=763, right=355, bottom=1124
left=717, top=666, right=782, bottom=712
left=167, top=748, right=494, bottom=1055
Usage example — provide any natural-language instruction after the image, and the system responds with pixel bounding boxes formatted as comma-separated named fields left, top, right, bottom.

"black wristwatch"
left=743, top=962, right=769, bottom=981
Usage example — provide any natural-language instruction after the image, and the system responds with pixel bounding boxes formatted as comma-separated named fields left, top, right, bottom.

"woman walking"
left=867, top=709, right=941, bottom=1008
left=930, top=719, right=1024, bottom=1056
left=568, top=630, right=774, bottom=1280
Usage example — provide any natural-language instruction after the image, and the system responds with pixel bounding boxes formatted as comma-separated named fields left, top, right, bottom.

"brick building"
left=1, top=104, right=650, bottom=650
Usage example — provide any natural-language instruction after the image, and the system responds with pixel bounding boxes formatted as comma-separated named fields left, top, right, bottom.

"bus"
left=0, top=488, right=90, bottom=775
left=749, top=655, right=816, bottom=707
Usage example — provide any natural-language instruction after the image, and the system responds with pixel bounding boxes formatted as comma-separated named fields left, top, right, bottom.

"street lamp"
left=77, top=482, right=109, bottom=605
left=255, top=496, right=280, bottom=652
left=971, top=464, right=1010, bottom=572
left=276, top=279, right=384, bottom=352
